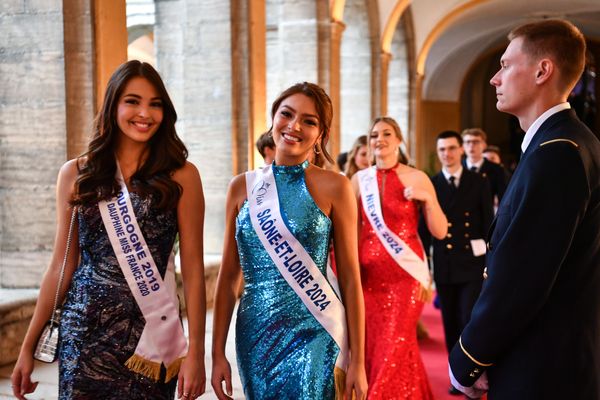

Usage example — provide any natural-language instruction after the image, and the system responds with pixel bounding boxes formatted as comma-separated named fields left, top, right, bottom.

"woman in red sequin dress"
left=352, top=117, right=448, bottom=399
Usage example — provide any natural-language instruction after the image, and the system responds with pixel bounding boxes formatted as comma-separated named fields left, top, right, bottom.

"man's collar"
left=442, top=165, right=463, bottom=180
left=521, top=102, right=571, bottom=153
left=466, top=158, right=484, bottom=170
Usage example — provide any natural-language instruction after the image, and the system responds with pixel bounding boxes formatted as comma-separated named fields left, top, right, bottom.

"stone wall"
left=156, top=0, right=233, bottom=255
left=0, top=290, right=37, bottom=366
left=340, top=0, right=373, bottom=151
left=388, top=14, right=411, bottom=157
left=0, top=0, right=67, bottom=288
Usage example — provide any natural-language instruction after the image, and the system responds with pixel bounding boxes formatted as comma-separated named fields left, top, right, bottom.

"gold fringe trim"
left=334, top=367, right=346, bottom=400
left=125, top=354, right=162, bottom=382
left=165, top=357, right=185, bottom=383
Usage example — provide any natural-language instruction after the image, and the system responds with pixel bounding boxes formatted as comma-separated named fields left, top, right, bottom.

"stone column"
left=93, top=0, right=127, bottom=109
left=63, top=0, right=96, bottom=158
left=328, top=19, right=345, bottom=158
left=0, top=0, right=68, bottom=287
left=230, top=0, right=268, bottom=172
left=156, top=0, right=234, bottom=255
left=379, top=51, right=392, bottom=117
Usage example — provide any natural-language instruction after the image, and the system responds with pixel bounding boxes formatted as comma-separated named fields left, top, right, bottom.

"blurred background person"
left=462, top=128, right=509, bottom=205
left=256, top=131, right=276, bottom=165
left=482, top=145, right=501, bottom=164
left=344, top=135, right=369, bottom=179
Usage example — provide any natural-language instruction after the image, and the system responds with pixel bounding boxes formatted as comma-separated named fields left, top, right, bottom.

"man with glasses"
left=461, top=128, right=508, bottom=204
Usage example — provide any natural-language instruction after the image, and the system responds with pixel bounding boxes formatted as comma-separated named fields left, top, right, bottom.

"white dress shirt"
left=521, top=102, right=571, bottom=153
left=442, top=166, right=464, bottom=188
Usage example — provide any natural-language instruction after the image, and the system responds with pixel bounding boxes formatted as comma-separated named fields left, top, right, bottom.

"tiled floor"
left=0, top=309, right=244, bottom=400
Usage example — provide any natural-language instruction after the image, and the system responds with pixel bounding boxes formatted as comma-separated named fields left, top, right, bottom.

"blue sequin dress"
left=235, top=161, right=340, bottom=399
left=58, top=193, right=178, bottom=399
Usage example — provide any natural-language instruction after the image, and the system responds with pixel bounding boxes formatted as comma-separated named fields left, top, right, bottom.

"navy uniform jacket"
left=463, top=158, right=509, bottom=201
left=421, top=169, right=494, bottom=284
left=449, top=109, right=600, bottom=399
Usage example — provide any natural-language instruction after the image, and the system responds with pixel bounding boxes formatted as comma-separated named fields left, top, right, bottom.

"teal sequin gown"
left=235, top=161, right=340, bottom=399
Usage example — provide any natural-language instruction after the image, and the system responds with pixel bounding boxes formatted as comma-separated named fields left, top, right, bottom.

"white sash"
left=98, top=165, right=187, bottom=382
left=357, top=166, right=431, bottom=288
left=245, top=164, right=349, bottom=371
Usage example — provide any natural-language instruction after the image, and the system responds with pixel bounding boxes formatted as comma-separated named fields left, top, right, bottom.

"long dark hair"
left=73, top=60, right=187, bottom=209
left=267, top=82, right=334, bottom=164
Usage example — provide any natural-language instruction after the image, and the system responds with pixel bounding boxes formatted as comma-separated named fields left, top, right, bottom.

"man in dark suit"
left=449, top=19, right=600, bottom=399
left=461, top=128, right=509, bottom=204
left=421, top=130, right=494, bottom=396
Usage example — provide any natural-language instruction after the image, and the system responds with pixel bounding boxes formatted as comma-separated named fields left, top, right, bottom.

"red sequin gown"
left=359, top=168, right=433, bottom=399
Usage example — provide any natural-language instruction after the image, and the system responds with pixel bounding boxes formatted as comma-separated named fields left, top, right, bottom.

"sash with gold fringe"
left=98, top=164, right=187, bottom=382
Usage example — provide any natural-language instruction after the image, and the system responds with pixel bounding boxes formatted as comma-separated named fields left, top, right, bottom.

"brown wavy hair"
left=267, top=82, right=334, bottom=164
left=73, top=60, right=187, bottom=209
left=344, top=135, right=368, bottom=179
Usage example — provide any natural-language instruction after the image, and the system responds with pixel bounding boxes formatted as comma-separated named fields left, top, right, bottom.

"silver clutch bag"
left=33, top=309, right=61, bottom=363
left=33, top=208, right=76, bottom=363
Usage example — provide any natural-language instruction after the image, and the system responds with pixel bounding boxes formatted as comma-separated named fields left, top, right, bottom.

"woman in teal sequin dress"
left=211, top=83, right=368, bottom=400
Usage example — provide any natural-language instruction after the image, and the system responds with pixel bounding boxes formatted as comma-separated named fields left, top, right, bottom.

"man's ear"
left=535, top=59, right=554, bottom=84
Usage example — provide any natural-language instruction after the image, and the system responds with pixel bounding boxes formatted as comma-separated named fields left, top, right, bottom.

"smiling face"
left=116, top=76, right=164, bottom=146
left=271, top=93, right=320, bottom=164
left=369, top=120, right=401, bottom=161
left=490, top=37, right=538, bottom=118
left=437, top=137, right=464, bottom=169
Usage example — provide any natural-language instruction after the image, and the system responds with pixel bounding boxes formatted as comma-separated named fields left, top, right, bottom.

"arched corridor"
left=1, top=1, right=600, bottom=396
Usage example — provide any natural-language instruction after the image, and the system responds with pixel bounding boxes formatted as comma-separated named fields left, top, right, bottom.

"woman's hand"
left=177, top=355, right=206, bottom=399
left=211, top=355, right=234, bottom=400
left=11, top=352, right=38, bottom=400
left=403, top=185, right=431, bottom=203
left=344, top=360, right=368, bottom=400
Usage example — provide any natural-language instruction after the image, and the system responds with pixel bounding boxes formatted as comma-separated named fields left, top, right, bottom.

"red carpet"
left=419, top=300, right=457, bottom=400
left=419, top=300, right=488, bottom=400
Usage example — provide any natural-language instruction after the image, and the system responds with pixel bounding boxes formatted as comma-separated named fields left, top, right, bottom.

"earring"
left=314, top=143, right=321, bottom=154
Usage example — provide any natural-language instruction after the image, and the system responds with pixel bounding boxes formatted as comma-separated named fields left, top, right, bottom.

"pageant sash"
left=98, top=165, right=187, bottom=382
left=357, top=167, right=431, bottom=288
left=245, top=165, right=349, bottom=371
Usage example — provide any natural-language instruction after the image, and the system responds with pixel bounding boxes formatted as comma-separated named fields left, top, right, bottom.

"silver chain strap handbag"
left=33, top=207, right=77, bottom=363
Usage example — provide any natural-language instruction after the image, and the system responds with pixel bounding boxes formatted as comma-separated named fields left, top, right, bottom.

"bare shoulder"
left=58, top=159, right=80, bottom=186
left=397, top=164, right=430, bottom=186
left=228, top=172, right=249, bottom=210
left=307, top=165, right=351, bottom=193
left=172, top=161, right=201, bottom=185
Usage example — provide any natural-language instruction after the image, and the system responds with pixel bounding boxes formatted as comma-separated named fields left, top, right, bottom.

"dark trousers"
left=437, top=280, right=483, bottom=354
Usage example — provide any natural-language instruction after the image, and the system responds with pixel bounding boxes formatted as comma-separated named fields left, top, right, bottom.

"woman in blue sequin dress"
left=11, top=61, right=207, bottom=400
left=211, top=83, right=368, bottom=400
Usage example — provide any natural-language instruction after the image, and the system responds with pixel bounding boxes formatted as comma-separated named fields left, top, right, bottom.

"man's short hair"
left=256, top=132, right=275, bottom=158
left=461, top=128, right=487, bottom=143
left=437, top=130, right=463, bottom=146
left=508, top=19, right=586, bottom=92
left=483, top=145, right=501, bottom=156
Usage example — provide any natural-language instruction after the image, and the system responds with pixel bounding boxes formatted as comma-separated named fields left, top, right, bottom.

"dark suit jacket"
left=420, top=169, right=494, bottom=284
left=450, top=109, right=600, bottom=399
left=463, top=158, right=509, bottom=201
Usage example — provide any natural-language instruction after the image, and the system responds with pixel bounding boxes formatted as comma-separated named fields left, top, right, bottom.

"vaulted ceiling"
left=372, top=0, right=600, bottom=101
